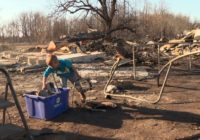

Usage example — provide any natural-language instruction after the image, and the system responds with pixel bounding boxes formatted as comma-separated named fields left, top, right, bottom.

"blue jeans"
left=60, top=73, right=84, bottom=94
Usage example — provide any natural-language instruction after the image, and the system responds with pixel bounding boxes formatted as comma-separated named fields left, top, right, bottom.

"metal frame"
left=104, top=45, right=200, bottom=104
left=131, top=42, right=200, bottom=79
left=0, top=67, right=32, bottom=139
left=157, top=50, right=200, bottom=86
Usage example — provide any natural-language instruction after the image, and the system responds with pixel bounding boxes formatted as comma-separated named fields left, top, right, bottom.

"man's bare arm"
left=42, top=76, right=47, bottom=89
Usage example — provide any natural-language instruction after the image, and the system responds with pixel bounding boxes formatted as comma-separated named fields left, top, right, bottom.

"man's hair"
left=46, top=54, right=58, bottom=66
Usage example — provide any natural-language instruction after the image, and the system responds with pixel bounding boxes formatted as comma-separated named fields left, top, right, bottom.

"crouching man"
left=42, top=54, right=86, bottom=102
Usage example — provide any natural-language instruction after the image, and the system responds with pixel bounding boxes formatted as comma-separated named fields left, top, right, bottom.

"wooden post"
left=188, top=44, right=192, bottom=71
left=132, top=45, right=136, bottom=79
left=157, top=44, right=160, bottom=71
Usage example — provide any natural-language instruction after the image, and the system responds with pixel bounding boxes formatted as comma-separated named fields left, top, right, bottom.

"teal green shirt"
left=43, top=59, right=73, bottom=78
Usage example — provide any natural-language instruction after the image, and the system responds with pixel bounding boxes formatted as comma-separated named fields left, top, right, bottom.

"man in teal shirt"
left=42, top=54, right=86, bottom=102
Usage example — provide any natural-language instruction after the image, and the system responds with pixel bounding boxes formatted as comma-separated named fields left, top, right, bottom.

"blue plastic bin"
left=24, top=88, right=69, bottom=120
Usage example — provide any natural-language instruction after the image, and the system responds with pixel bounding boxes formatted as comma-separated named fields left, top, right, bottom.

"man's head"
left=46, top=54, right=59, bottom=68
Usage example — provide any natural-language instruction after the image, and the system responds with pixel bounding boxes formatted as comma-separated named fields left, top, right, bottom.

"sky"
left=0, top=0, right=200, bottom=25
left=0, top=0, right=52, bottom=24
left=147, top=0, right=200, bottom=21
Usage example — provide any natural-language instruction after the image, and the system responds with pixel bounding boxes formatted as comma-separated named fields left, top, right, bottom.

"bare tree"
left=19, top=12, right=31, bottom=41
left=7, top=21, right=20, bottom=42
left=0, top=25, right=6, bottom=42
left=52, top=18, right=69, bottom=39
left=0, top=0, right=197, bottom=43
left=31, top=12, right=49, bottom=43
left=18, top=12, right=51, bottom=43
left=53, top=0, right=135, bottom=35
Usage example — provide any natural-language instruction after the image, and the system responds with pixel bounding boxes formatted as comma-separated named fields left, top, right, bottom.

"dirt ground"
left=1, top=45, right=200, bottom=140
left=0, top=63, right=200, bottom=140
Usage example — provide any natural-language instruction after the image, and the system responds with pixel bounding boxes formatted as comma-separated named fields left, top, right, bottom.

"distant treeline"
left=0, top=0, right=199, bottom=44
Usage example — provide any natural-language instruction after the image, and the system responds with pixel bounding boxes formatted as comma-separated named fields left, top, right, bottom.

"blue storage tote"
left=24, top=88, right=69, bottom=120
